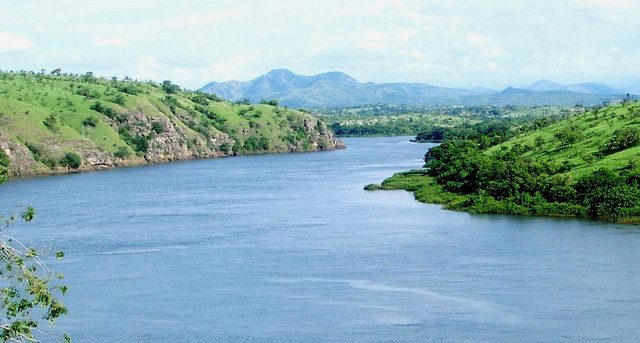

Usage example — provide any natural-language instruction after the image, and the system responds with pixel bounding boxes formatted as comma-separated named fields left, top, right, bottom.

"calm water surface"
left=0, top=136, right=638, bottom=342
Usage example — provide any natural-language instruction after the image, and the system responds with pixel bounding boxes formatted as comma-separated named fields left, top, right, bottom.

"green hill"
left=368, top=101, right=640, bottom=223
left=486, top=101, right=640, bottom=178
left=0, top=71, right=344, bottom=177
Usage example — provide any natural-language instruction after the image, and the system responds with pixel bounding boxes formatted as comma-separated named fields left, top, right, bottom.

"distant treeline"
left=320, top=105, right=571, bottom=137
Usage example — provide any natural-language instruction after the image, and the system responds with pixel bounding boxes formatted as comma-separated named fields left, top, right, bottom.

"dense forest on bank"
left=0, top=70, right=343, bottom=177
left=317, top=104, right=573, bottom=137
left=367, top=100, right=640, bottom=223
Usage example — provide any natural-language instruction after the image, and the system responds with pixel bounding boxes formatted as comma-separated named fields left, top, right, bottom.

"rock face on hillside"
left=0, top=72, right=345, bottom=177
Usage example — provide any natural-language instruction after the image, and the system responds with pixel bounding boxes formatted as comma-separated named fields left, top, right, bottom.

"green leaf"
left=21, top=207, right=36, bottom=222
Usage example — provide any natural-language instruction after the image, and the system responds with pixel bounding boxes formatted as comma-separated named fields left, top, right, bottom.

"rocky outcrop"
left=0, top=71, right=345, bottom=178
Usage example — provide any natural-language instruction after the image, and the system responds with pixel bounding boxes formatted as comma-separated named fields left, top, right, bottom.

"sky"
left=0, top=0, right=639, bottom=90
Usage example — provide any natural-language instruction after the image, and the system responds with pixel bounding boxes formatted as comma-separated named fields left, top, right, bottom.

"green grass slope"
left=368, top=101, right=640, bottom=223
left=487, top=101, right=640, bottom=177
left=0, top=71, right=343, bottom=176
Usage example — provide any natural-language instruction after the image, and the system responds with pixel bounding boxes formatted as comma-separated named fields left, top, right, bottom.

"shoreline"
left=366, top=170, right=640, bottom=226
left=8, top=144, right=346, bottom=179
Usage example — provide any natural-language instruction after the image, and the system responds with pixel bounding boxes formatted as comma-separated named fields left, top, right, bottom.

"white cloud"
left=0, top=31, right=35, bottom=53
left=0, top=0, right=637, bottom=89
left=91, top=37, right=129, bottom=48
left=358, top=31, right=389, bottom=51
left=465, top=33, right=490, bottom=45
left=91, top=36, right=129, bottom=48
left=573, top=0, right=636, bottom=9
left=129, top=54, right=258, bottom=88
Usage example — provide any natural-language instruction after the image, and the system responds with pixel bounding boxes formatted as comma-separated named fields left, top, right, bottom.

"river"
left=0, top=136, right=638, bottom=342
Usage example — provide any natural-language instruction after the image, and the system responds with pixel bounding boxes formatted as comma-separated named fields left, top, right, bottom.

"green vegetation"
left=0, top=172, right=69, bottom=341
left=0, top=70, right=341, bottom=176
left=318, top=104, right=571, bottom=137
left=369, top=101, right=640, bottom=223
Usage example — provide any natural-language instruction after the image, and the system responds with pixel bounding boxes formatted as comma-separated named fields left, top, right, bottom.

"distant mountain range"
left=200, top=69, right=635, bottom=108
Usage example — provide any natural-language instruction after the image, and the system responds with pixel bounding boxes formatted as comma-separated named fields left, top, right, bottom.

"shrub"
left=0, top=149, right=10, bottom=167
left=113, top=146, right=131, bottom=159
left=90, top=101, right=116, bottom=119
left=191, top=93, right=209, bottom=106
left=82, top=116, right=98, bottom=127
left=116, top=84, right=140, bottom=95
left=151, top=121, right=165, bottom=134
left=603, top=127, right=639, bottom=153
left=554, top=125, right=584, bottom=147
left=74, top=87, right=100, bottom=98
left=59, top=152, right=82, bottom=169
left=131, top=135, right=149, bottom=153
left=110, top=94, right=126, bottom=106
left=243, top=136, right=270, bottom=151
left=43, top=114, right=60, bottom=132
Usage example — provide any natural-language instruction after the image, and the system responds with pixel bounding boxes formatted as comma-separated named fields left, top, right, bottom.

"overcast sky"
left=0, top=0, right=638, bottom=89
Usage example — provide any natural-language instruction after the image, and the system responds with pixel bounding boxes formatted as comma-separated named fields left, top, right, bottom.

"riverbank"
left=366, top=170, right=640, bottom=225
left=5, top=142, right=346, bottom=178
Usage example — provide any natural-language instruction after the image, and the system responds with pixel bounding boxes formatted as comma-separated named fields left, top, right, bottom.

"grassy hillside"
left=487, top=101, right=640, bottom=178
left=0, top=71, right=343, bottom=176
left=368, top=101, right=640, bottom=223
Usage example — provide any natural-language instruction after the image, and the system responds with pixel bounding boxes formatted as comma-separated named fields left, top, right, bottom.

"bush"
left=0, top=149, right=10, bottom=168
left=131, top=135, right=149, bottom=153
left=554, top=125, right=584, bottom=146
left=110, top=94, right=126, bottom=106
left=114, top=146, right=131, bottom=159
left=116, top=84, right=140, bottom=95
left=43, top=114, right=60, bottom=132
left=90, top=101, right=117, bottom=119
left=151, top=121, right=165, bottom=134
left=82, top=116, right=98, bottom=127
left=243, top=136, right=270, bottom=151
left=59, top=152, right=82, bottom=169
left=603, top=127, right=639, bottom=153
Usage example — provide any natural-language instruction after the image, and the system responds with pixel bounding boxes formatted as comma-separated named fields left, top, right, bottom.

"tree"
left=0, top=170, right=69, bottom=342
left=161, top=80, right=180, bottom=94
left=554, top=125, right=584, bottom=147
left=603, top=127, right=639, bottom=153
left=574, top=169, right=639, bottom=219
left=81, top=72, right=95, bottom=83
left=260, top=99, right=279, bottom=106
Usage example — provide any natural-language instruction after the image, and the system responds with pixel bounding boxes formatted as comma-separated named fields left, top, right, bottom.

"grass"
left=488, top=101, right=640, bottom=178
left=0, top=71, right=339, bottom=175
left=367, top=170, right=464, bottom=205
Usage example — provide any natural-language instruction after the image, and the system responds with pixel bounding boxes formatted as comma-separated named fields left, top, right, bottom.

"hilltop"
left=200, top=69, right=629, bottom=108
left=0, top=71, right=343, bottom=177
left=368, top=100, right=640, bottom=223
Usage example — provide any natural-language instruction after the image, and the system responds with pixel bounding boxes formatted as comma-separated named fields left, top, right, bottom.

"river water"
left=0, top=136, right=638, bottom=342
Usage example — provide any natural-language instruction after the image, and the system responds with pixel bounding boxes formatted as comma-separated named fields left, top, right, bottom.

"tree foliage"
left=422, top=135, right=640, bottom=220
left=603, top=127, right=639, bottom=153
left=0, top=186, right=69, bottom=342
